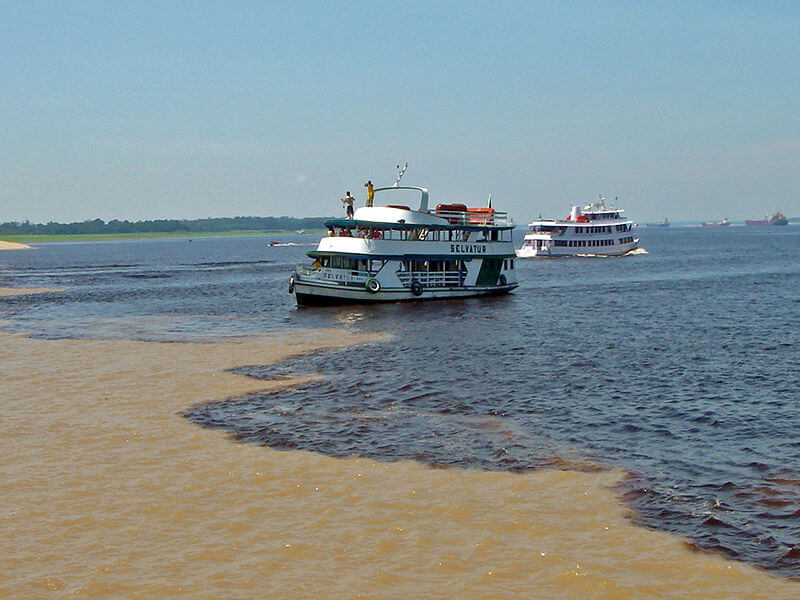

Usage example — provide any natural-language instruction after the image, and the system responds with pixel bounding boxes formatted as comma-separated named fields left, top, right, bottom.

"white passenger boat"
left=290, top=175, right=518, bottom=305
left=516, top=197, right=638, bottom=258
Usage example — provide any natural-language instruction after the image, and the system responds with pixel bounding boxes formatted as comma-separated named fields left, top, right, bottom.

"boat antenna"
left=487, top=193, right=492, bottom=209
left=393, top=163, right=408, bottom=187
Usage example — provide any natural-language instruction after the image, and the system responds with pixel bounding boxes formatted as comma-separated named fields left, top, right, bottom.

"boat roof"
left=582, top=205, right=624, bottom=214
left=332, top=183, right=512, bottom=229
left=374, top=185, right=430, bottom=211
left=525, top=218, right=630, bottom=226
left=324, top=218, right=514, bottom=231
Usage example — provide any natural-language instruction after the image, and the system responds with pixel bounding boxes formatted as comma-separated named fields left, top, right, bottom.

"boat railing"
left=397, top=270, right=462, bottom=288
left=432, top=209, right=509, bottom=226
left=527, top=228, right=562, bottom=237
left=296, top=265, right=371, bottom=284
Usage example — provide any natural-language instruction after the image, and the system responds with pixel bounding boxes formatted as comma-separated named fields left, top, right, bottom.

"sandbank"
left=0, top=287, right=65, bottom=297
left=0, top=240, right=32, bottom=250
left=1, top=330, right=798, bottom=599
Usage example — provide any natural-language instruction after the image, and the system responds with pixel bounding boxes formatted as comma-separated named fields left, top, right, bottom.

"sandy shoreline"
left=0, top=287, right=65, bottom=297
left=0, top=240, right=32, bottom=250
left=1, top=330, right=798, bottom=599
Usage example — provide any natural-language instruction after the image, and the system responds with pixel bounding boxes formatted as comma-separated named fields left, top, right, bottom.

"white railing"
left=396, top=271, right=462, bottom=288
left=297, top=265, right=370, bottom=285
left=527, top=228, right=562, bottom=237
left=432, top=209, right=510, bottom=226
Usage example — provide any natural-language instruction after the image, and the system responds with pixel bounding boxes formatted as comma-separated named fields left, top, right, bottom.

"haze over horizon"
left=3, top=1, right=799, bottom=225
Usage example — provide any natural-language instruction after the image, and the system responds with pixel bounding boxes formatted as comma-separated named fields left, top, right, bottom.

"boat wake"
left=574, top=247, right=648, bottom=258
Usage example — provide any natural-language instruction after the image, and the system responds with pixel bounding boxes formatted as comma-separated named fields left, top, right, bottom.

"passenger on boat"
left=365, top=180, right=374, bottom=207
left=341, top=191, right=354, bottom=219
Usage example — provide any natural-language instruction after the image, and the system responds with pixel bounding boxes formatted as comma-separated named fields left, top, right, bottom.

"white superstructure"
left=290, top=180, right=518, bottom=305
left=516, top=197, right=638, bottom=258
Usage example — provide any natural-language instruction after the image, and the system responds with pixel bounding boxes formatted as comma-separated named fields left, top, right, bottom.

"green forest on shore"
left=0, top=216, right=332, bottom=242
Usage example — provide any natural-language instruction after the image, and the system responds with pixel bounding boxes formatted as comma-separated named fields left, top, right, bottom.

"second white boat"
left=517, top=196, right=638, bottom=258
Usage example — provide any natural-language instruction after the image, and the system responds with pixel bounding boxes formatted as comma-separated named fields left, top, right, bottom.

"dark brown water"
left=4, top=226, right=800, bottom=580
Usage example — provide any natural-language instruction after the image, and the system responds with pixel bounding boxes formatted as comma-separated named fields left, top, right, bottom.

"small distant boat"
left=296, top=229, right=305, bottom=234
left=644, top=217, right=670, bottom=227
left=745, top=211, right=788, bottom=226
left=702, top=217, right=730, bottom=227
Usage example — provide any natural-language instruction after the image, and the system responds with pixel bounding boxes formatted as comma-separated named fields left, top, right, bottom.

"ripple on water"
left=6, top=230, right=800, bottom=580
left=184, top=308, right=800, bottom=580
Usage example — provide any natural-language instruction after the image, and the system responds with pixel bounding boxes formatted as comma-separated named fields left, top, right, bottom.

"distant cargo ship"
left=644, top=218, right=670, bottom=227
left=702, top=217, right=730, bottom=227
left=745, top=211, right=788, bottom=226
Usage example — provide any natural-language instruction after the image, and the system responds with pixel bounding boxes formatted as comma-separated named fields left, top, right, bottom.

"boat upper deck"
left=527, top=198, right=632, bottom=229
left=329, top=186, right=512, bottom=230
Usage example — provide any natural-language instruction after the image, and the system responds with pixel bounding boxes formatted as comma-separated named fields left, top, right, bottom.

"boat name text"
left=449, top=244, right=487, bottom=254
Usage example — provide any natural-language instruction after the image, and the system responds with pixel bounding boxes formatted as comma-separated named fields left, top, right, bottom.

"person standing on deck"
left=364, top=180, right=374, bottom=207
left=341, top=191, right=355, bottom=219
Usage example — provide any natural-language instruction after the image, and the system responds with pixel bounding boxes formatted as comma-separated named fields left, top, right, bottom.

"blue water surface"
left=2, top=226, right=800, bottom=577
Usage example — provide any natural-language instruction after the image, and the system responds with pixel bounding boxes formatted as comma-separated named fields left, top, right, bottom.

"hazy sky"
left=2, top=1, right=799, bottom=224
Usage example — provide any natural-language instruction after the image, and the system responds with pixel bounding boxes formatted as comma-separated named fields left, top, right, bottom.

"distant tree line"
left=0, top=215, right=334, bottom=235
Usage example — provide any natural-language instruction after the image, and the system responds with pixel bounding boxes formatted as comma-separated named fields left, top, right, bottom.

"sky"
left=2, top=1, right=799, bottom=224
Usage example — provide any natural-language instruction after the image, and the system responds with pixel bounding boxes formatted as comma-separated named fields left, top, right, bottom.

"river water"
left=2, top=225, right=800, bottom=595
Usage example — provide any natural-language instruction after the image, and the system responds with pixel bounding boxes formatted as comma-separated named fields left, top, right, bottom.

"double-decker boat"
left=289, top=177, right=518, bottom=305
left=516, top=196, right=638, bottom=258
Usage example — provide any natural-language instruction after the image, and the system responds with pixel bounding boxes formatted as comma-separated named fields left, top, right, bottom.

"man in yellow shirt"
left=364, top=180, right=374, bottom=207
